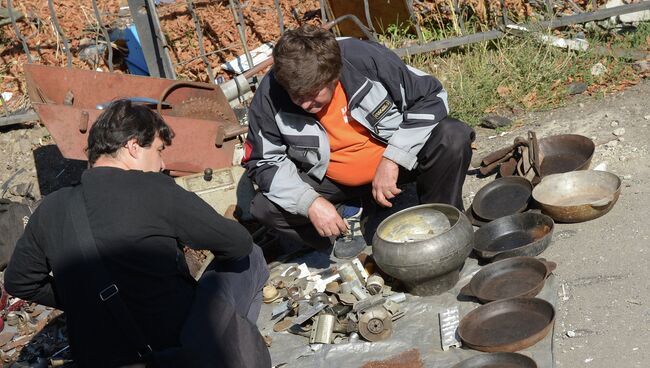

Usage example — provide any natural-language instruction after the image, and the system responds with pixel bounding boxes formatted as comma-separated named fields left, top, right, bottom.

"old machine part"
left=366, top=274, right=384, bottom=295
left=460, top=257, right=556, bottom=303
left=532, top=170, right=622, bottom=223
left=358, top=307, right=393, bottom=342
left=458, top=298, right=555, bottom=352
left=473, top=212, right=554, bottom=261
left=439, top=307, right=461, bottom=351
left=517, top=133, right=595, bottom=181
left=310, top=293, right=329, bottom=306
left=471, top=177, right=533, bottom=222
left=263, top=285, right=280, bottom=303
left=156, top=81, right=248, bottom=147
left=338, top=262, right=360, bottom=283
left=309, top=313, right=336, bottom=344
left=174, top=166, right=255, bottom=219
left=294, top=303, right=327, bottom=325
left=24, top=64, right=243, bottom=175
left=451, top=352, right=538, bottom=368
left=373, top=204, right=474, bottom=296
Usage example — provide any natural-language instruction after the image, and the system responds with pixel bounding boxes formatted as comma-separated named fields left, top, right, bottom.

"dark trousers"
left=197, top=244, right=269, bottom=323
left=153, top=245, right=271, bottom=367
left=249, top=117, right=475, bottom=250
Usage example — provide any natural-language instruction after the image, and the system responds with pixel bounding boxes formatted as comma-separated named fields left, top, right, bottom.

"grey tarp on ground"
left=258, top=253, right=557, bottom=368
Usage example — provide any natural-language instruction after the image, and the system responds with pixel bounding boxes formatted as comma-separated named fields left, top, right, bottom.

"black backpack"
left=0, top=199, right=33, bottom=270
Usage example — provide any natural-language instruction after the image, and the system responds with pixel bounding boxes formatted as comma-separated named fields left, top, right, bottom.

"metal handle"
left=528, top=131, right=542, bottom=177
left=541, top=259, right=557, bottom=277
left=78, top=110, right=89, bottom=133
left=590, top=195, right=614, bottom=208
left=459, top=283, right=475, bottom=297
left=156, top=81, right=216, bottom=116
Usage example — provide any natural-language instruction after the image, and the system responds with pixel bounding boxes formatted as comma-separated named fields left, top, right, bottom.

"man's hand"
left=372, top=157, right=401, bottom=207
left=307, top=197, right=348, bottom=237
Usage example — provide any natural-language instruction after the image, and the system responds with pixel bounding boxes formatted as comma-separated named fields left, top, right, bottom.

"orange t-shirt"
left=316, top=82, right=386, bottom=186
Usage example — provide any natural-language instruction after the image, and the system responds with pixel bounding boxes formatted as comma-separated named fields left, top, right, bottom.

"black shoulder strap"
left=69, top=186, right=153, bottom=359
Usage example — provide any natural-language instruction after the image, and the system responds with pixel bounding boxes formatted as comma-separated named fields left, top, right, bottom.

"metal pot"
left=372, top=204, right=474, bottom=296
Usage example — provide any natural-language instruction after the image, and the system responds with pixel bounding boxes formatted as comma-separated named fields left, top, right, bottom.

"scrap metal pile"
left=264, top=257, right=408, bottom=344
left=0, top=291, right=69, bottom=366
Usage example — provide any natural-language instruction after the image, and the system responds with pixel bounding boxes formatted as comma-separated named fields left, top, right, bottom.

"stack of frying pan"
left=451, top=133, right=623, bottom=367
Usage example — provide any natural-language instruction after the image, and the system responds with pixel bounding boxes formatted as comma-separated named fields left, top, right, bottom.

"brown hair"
left=87, top=99, right=174, bottom=166
left=272, top=25, right=342, bottom=99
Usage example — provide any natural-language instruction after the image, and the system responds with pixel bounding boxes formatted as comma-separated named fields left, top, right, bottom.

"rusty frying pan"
left=460, top=257, right=556, bottom=303
left=517, top=133, right=595, bottom=180
left=458, top=297, right=555, bottom=352
left=451, top=352, right=537, bottom=368
left=471, top=177, right=533, bottom=222
left=473, top=212, right=554, bottom=261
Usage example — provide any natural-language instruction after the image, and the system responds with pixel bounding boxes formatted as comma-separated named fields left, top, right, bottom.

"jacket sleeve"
left=168, top=180, right=254, bottom=261
left=361, top=41, right=449, bottom=170
left=4, top=213, right=58, bottom=308
left=243, top=85, right=320, bottom=216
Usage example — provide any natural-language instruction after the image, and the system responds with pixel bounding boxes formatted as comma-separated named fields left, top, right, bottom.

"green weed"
left=382, top=21, right=650, bottom=126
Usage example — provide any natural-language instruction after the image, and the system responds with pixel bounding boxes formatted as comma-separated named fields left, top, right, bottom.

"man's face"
left=290, top=80, right=337, bottom=114
left=133, top=136, right=166, bottom=172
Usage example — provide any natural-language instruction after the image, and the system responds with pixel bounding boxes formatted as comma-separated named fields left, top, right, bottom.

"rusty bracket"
left=78, top=110, right=89, bottom=133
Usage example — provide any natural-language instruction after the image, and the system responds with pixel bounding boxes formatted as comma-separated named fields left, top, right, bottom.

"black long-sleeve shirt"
left=5, top=167, right=253, bottom=367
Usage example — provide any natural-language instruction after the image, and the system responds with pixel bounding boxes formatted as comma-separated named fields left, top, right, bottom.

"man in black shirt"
left=5, top=100, right=269, bottom=367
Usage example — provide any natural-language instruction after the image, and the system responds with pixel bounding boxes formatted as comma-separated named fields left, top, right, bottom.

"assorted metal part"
left=266, top=258, right=406, bottom=345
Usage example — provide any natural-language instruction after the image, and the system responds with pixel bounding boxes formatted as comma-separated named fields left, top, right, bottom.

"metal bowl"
left=372, top=204, right=474, bottom=296
left=532, top=170, right=621, bottom=222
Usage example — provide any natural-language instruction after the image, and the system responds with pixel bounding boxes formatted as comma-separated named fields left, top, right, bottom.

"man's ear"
left=124, top=138, right=140, bottom=159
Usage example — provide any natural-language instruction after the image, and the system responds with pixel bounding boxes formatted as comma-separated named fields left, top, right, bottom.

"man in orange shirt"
left=244, top=25, right=475, bottom=258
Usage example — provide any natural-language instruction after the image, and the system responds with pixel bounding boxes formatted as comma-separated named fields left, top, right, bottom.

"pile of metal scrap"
left=264, top=256, right=407, bottom=345
left=0, top=287, right=69, bottom=366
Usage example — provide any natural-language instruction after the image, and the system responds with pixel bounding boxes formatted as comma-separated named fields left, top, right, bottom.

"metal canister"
left=366, top=274, right=385, bottom=295
left=338, top=263, right=359, bottom=283
left=309, top=313, right=336, bottom=344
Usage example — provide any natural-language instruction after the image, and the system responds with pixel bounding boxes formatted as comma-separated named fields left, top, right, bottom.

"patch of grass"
left=381, top=21, right=650, bottom=126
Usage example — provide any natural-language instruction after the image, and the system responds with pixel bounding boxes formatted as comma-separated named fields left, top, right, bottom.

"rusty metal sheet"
left=33, top=104, right=237, bottom=175
left=24, top=64, right=229, bottom=117
left=25, top=64, right=244, bottom=175
left=325, top=0, right=414, bottom=38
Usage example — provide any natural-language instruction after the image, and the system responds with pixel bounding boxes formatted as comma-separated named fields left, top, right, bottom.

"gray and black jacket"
left=243, top=38, right=449, bottom=216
